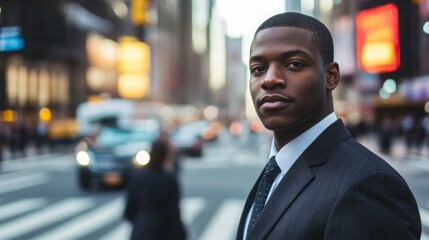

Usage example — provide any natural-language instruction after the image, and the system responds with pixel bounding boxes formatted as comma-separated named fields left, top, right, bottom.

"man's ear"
left=325, top=62, right=340, bottom=91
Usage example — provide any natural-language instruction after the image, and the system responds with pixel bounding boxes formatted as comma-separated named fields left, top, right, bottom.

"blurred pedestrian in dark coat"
left=378, top=116, right=395, bottom=155
left=124, top=138, right=187, bottom=240
left=410, top=118, right=426, bottom=155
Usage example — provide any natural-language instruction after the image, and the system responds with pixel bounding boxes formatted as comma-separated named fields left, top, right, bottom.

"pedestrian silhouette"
left=378, top=116, right=395, bottom=155
left=124, top=137, right=187, bottom=240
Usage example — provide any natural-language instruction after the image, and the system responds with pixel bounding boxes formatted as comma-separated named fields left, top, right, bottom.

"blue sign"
left=0, top=26, right=25, bottom=52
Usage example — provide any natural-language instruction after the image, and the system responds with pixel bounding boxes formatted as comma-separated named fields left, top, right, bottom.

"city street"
left=1, top=131, right=429, bottom=239
left=1, top=1, right=429, bottom=239
left=0, top=131, right=268, bottom=240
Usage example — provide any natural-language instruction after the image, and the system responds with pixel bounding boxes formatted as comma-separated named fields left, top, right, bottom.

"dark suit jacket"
left=124, top=168, right=187, bottom=240
left=237, top=120, right=421, bottom=240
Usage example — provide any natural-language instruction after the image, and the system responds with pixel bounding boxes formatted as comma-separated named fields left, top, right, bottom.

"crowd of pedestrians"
left=347, top=113, right=429, bottom=157
left=3, top=113, right=429, bottom=164
left=402, top=114, right=427, bottom=155
left=0, top=121, right=31, bottom=160
left=0, top=120, right=76, bottom=169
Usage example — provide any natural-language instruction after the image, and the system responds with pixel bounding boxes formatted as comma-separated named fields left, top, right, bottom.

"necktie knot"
left=265, top=156, right=281, bottom=178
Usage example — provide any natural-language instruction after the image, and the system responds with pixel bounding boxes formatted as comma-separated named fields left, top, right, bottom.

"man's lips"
left=258, top=95, right=291, bottom=110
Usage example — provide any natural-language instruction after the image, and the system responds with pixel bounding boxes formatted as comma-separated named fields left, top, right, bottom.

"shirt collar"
left=269, top=112, right=338, bottom=173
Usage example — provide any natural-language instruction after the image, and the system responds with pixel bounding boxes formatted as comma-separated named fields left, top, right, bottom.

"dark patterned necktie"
left=247, top=156, right=281, bottom=236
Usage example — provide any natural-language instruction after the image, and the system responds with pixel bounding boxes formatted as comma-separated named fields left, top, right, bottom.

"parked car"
left=75, top=119, right=160, bottom=190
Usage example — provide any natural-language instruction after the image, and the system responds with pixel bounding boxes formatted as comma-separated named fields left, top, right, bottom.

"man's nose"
left=261, top=66, right=286, bottom=89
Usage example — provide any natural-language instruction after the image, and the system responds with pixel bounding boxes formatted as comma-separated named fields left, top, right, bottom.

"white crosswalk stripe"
left=181, top=197, right=206, bottom=224
left=34, top=197, right=124, bottom=240
left=99, top=196, right=207, bottom=240
left=1, top=154, right=74, bottom=172
left=419, top=207, right=429, bottom=239
left=1, top=195, right=426, bottom=239
left=0, top=172, right=50, bottom=194
left=420, top=207, right=429, bottom=227
left=99, top=222, right=131, bottom=240
left=0, top=198, right=94, bottom=240
left=0, top=196, right=211, bottom=240
left=199, top=199, right=244, bottom=240
left=0, top=198, right=48, bottom=221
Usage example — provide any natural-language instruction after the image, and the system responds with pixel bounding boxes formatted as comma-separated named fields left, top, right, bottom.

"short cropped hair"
left=255, top=12, right=334, bottom=64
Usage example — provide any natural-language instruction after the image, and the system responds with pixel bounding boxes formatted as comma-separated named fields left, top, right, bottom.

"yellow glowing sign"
left=118, top=37, right=150, bottom=74
left=39, top=107, right=52, bottom=122
left=132, top=0, right=149, bottom=26
left=118, top=74, right=150, bottom=99
left=2, top=109, right=16, bottom=122
left=361, top=41, right=396, bottom=70
left=118, top=36, right=151, bottom=99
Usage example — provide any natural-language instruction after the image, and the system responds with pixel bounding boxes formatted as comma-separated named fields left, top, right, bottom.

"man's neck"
left=273, top=111, right=335, bottom=149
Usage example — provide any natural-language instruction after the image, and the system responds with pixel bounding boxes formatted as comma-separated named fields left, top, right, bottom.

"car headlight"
left=133, top=150, right=150, bottom=167
left=76, top=151, right=91, bottom=166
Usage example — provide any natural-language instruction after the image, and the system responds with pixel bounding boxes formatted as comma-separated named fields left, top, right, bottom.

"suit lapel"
left=247, top=120, right=351, bottom=240
left=236, top=169, right=264, bottom=240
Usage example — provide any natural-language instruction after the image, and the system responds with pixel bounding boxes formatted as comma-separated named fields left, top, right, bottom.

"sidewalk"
left=356, top=133, right=429, bottom=174
left=1, top=143, right=74, bottom=164
left=356, top=133, right=429, bottom=161
left=0, top=142, right=76, bottom=173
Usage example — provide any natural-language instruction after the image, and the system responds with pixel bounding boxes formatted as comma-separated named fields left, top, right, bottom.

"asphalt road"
left=0, top=132, right=266, bottom=240
left=1, top=131, right=429, bottom=239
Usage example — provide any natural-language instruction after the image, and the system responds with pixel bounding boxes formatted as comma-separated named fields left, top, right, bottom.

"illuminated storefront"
left=86, top=33, right=118, bottom=95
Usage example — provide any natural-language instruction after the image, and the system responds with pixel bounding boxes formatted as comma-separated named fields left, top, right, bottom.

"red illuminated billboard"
left=356, top=3, right=400, bottom=73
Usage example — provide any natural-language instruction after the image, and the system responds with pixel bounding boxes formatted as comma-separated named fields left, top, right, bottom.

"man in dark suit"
left=237, top=12, right=421, bottom=240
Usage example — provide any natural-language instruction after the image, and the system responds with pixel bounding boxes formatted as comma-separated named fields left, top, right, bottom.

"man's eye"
left=287, top=62, right=306, bottom=68
left=250, top=66, right=265, bottom=74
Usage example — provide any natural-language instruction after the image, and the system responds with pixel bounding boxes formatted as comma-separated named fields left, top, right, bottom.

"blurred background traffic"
left=1, top=0, right=429, bottom=239
left=2, top=0, right=429, bottom=161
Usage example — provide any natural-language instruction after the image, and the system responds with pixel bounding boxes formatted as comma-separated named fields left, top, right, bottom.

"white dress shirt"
left=243, top=112, right=338, bottom=239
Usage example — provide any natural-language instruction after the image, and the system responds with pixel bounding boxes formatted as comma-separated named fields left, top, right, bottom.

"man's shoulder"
left=336, top=137, right=401, bottom=175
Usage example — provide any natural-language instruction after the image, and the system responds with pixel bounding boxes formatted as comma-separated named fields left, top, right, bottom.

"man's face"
left=249, top=26, right=328, bottom=133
